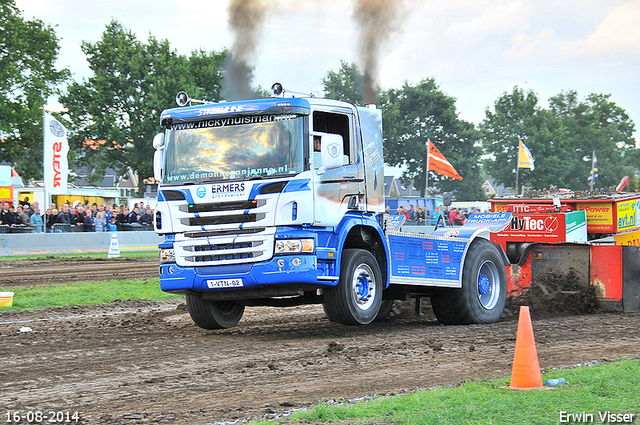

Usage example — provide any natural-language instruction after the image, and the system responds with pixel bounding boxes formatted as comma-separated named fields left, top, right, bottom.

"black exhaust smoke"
left=222, top=0, right=266, bottom=100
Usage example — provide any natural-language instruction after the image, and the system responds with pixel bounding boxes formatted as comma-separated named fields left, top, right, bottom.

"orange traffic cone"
left=509, top=306, right=543, bottom=389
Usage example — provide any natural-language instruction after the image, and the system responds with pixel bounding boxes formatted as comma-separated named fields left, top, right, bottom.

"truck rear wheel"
left=186, top=294, right=245, bottom=329
left=323, top=249, right=383, bottom=325
left=430, top=239, right=506, bottom=325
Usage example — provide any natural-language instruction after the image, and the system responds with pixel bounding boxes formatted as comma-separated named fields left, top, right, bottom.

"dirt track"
left=1, top=257, right=639, bottom=424
left=0, top=257, right=159, bottom=287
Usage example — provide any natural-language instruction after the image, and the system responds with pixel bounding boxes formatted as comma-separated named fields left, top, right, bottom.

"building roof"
left=483, top=179, right=513, bottom=197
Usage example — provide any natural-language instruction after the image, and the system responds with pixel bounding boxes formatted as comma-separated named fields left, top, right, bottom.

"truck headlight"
left=275, top=239, right=314, bottom=254
left=159, top=248, right=175, bottom=263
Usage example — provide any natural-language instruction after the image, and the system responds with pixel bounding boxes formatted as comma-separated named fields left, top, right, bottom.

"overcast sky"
left=17, top=0, right=640, bottom=144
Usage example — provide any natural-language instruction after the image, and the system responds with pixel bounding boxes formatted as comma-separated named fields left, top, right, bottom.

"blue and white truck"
left=151, top=85, right=512, bottom=329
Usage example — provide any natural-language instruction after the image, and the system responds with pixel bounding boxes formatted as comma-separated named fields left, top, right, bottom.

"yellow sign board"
left=614, top=228, right=640, bottom=246
left=576, top=202, right=613, bottom=232
left=616, top=199, right=638, bottom=232
left=0, top=186, right=12, bottom=201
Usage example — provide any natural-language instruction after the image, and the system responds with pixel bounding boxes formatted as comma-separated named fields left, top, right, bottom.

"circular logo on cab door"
left=196, top=186, right=207, bottom=198
left=327, top=143, right=340, bottom=158
left=443, top=230, right=460, bottom=237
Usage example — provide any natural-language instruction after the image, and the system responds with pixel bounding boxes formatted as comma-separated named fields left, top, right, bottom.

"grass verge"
left=0, top=278, right=181, bottom=310
left=257, top=359, right=640, bottom=425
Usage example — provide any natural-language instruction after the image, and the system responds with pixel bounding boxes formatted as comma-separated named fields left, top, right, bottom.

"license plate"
left=206, top=278, right=243, bottom=288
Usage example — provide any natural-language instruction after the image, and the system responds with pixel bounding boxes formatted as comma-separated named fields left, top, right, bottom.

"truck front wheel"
left=430, top=239, right=506, bottom=325
left=323, top=249, right=383, bottom=325
left=186, top=294, right=245, bottom=329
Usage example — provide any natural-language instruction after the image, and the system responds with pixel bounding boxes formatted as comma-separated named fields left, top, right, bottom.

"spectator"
left=107, top=216, right=118, bottom=232
left=45, top=208, right=56, bottom=232
left=90, top=203, right=98, bottom=218
left=8, top=205, right=19, bottom=225
left=140, top=209, right=153, bottom=224
left=412, top=206, right=422, bottom=224
left=449, top=207, right=463, bottom=226
left=401, top=206, right=411, bottom=221
left=83, top=209, right=95, bottom=232
left=19, top=205, right=31, bottom=226
left=95, top=211, right=107, bottom=232
left=70, top=205, right=84, bottom=231
left=20, top=197, right=30, bottom=208
left=140, top=207, right=153, bottom=225
left=0, top=202, right=12, bottom=226
left=117, top=205, right=127, bottom=225
left=56, top=204, right=71, bottom=224
left=30, top=207, right=44, bottom=233
left=416, top=207, right=425, bottom=224
left=27, top=201, right=37, bottom=217
left=128, top=206, right=141, bottom=224
left=104, top=204, right=113, bottom=222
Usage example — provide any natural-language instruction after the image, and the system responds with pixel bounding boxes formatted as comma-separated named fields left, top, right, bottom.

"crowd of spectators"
left=0, top=198, right=154, bottom=233
left=386, top=204, right=489, bottom=226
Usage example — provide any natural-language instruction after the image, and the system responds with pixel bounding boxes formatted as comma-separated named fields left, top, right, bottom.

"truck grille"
left=186, top=241, right=263, bottom=263
left=186, top=200, right=260, bottom=213
left=173, top=229, right=274, bottom=267
left=184, top=227, right=266, bottom=238
left=185, top=213, right=265, bottom=226
left=168, top=193, right=274, bottom=267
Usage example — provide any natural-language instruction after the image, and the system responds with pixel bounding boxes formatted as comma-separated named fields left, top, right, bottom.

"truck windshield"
left=163, top=114, right=306, bottom=185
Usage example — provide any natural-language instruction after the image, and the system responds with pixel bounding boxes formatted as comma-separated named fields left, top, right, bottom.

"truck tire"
left=186, top=294, right=245, bottom=329
left=374, top=299, right=394, bottom=322
left=323, top=249, right=383, bottom=325
left=430, top=239, right=506, bottom=325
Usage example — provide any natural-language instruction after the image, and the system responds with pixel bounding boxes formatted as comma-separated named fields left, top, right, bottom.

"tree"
left=380, top=79, right=485, bottom=201
left=60, top=20, right=227, bottom=192
left=481, top=87, right=636, bottom=193
left=322, top=61, right=366, bottom=105
left=481, top=87, right=562, bottom=193
left=549, top=91, right=636, bottom=190
left=0, top=0, right=69, bottom=179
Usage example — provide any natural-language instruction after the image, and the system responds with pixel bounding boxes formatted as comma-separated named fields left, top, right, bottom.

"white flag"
left=43, top=111, right=69, bottom=194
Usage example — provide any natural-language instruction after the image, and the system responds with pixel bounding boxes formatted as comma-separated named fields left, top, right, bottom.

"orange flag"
left=427, top=140, right=463, bottom=180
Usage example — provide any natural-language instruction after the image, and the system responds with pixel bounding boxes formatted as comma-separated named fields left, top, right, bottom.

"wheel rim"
left=351, top=263, right=376, bottom=310
left=477, top=259, right=500, bottom=310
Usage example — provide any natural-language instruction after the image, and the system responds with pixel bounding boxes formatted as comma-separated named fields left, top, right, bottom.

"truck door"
left=311, top=109, right=365, bottom=227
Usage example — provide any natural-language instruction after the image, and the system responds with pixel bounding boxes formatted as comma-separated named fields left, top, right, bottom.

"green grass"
left=0, top=278, right=181, bottom=310
left=0, top=250, right=158, bottom=261
left=257, top=359, right=640, bottom=425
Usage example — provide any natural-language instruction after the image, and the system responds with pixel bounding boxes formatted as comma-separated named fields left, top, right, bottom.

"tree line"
left=1, top=1, right=637, bottom=201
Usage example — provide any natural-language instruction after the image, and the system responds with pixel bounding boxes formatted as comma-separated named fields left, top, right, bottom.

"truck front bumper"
left=159, top=254, right=329, bottom=293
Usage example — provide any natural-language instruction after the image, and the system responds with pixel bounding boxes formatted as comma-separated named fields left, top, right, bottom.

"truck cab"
left=153, top=91, right=389, bottom=328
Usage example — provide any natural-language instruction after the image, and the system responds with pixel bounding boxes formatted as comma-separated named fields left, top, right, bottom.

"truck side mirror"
left=152, top=133, right=164, bottom=183
left=321, top=133, right=344, bottom=170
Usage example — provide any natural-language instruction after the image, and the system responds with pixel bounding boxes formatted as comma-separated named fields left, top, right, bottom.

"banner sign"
left=43, top=112, right=69, bottom=195
left=388, top=234, right=466, bottom=284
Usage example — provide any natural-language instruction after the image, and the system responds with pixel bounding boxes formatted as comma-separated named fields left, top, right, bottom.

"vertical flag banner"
left=43, top=112, right=69, bottom=194
left=427, top=140, right=463, bottom=180
left=518, top=140, right=535, bottom=170
left=587, top=151, right=598, bottom=184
